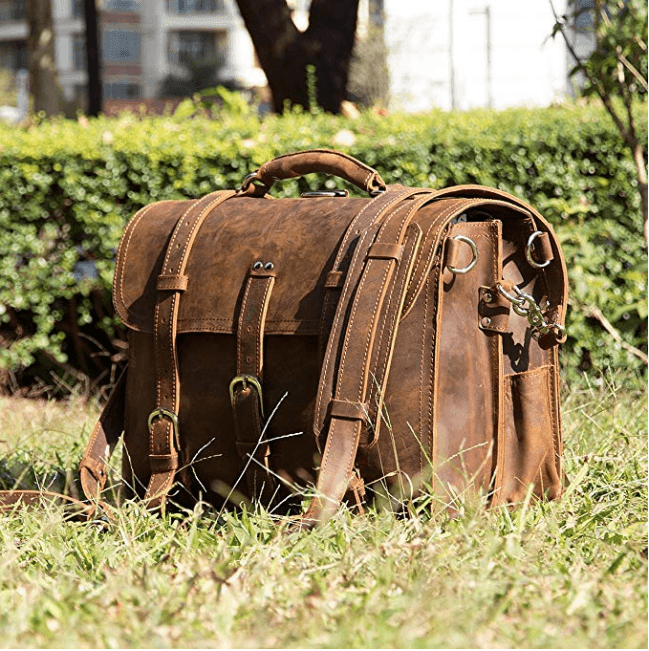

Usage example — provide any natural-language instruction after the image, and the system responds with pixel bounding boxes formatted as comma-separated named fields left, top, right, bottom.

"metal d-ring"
left=447, top=235, right=478, bottom=274
left=526, top=231, right=551, bottom=269
left=238, top=171, right=259, bottom=193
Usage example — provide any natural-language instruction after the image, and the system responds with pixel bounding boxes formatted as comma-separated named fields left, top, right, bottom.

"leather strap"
left=315, top=185, right=432, bottom=438
left=241, top=149, right=388, bottom=197
left=79, top=366, right=128, bottom=501
left=145, top=189, right=236, bottom=509
left=0, top=368, right=127, bottom=519
left=302, top=193, right=439, bottom=526
left=231, top=263, right=276, bottom=502
left=365, top=197, right=503, bottom=444
left=0, top=490, right=94, bottom=520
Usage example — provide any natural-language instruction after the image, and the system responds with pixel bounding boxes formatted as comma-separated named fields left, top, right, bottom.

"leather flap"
left=113, top=196, right=370, bottom=335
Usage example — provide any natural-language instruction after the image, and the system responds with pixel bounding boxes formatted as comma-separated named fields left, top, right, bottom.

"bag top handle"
left=238, top=149, right=388, bottom=197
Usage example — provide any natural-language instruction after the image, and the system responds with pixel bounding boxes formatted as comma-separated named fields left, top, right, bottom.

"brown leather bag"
left=0, top=150, right=567, bottom=525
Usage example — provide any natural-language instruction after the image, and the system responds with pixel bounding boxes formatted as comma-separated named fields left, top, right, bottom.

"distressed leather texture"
left=0, top=150, right=568, bottom=524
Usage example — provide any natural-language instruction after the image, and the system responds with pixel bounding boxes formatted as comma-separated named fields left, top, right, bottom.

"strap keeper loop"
left=328, top=399, right=368, bottom=422
left=444, top=237, right=461, bottom=270
left=157, top=274, right=188, bottom=292
left=325, top=270, right=344, bottom=288
left=367, top=243, right=404, bottom=261
left=149, top=453, right=179, bottom=473
left=79, top=458, right=107, bottom=489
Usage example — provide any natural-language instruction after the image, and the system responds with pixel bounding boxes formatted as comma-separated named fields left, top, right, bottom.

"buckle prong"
left=229, top=374, right=264, bottom=417
left=147, top=407, right=180, bottom=449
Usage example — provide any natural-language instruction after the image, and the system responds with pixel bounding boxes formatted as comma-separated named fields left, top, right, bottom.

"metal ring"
left=526, top=231, right=551, bottom=269
left=496, top=283, right=525, bottom=306
left=447, top=235, right=478, bottom=274
left=238, top=171, right=259, bottom=193
left=301, top=190, right=348, bottom=198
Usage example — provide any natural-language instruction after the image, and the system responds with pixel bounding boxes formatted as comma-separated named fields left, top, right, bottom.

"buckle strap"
left=230, top=266, right=276, bottom=502
left=145, top=189, right=236, bottom=509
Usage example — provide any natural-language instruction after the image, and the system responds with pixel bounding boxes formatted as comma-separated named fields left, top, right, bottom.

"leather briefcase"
left=1, top=150, right=568, bottom=525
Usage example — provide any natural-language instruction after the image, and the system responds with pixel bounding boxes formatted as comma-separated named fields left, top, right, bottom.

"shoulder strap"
left=302, top=192, right=454, bottom=526
left=314, top=186, right=434, bottom=440
left=0, top=367, right=127, bottom=519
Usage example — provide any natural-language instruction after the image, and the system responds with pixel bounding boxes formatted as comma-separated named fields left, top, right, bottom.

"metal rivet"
left=481, top=317, right=492, bottom=327
left=264, top=262, right=274, bottom=270
left=252, top=261, right=263, bottom=270
left=483, top=292, right=494, bottom=304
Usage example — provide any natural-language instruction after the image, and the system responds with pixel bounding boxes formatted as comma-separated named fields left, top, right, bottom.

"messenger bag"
left=0, top=150, right=568, bottom=526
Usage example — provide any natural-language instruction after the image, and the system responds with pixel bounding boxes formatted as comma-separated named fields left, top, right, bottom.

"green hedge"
left=0, top=103, right=646, bottom=391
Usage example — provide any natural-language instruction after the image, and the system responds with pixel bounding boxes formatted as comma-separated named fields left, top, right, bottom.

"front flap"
left=113, top=195, right=371, bottom=335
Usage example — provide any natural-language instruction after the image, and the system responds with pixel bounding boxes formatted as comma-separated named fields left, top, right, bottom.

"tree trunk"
left=234, top=0, right=360, bottom=113
left=84, top=0, right=102, bottom=117
left=25, top=0, right=63, bottom=116
left=631, top=142, right=649, bottom=241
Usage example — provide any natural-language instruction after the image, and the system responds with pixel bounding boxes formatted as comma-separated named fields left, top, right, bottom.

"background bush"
left=0, top=102, right=646, bottom=393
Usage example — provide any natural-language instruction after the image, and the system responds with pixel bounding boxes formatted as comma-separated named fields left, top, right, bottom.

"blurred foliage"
left=551, top=0, right=648, bottom=229
left=0, top=101, right=646, bottom=391
left=555, top=0, right=647, bottom=103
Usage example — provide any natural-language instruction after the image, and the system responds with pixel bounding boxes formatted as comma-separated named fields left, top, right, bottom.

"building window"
left=0, top=0, right=25, bottom=21
left=104, top=81, right=140, bottom=99
left=167, top=0, right=222, bottom=14
left=71, top=0, right=83, bottom=17
left=0, top=40, right=27, bottom=70
left=73, top=34, right=87, bottom=71
left=571, top=0, right=595, bottom=34
left=106, top=0, right=140, bottom=11
left=168, top=31, right=226, bottom=65
left=102, top=30, right=141, bottom=63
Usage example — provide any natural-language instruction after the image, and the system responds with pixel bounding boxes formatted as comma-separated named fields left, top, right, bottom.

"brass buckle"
left=147, top=407, right=180, bottom=449
left=229, top=374, right=264, bottom=417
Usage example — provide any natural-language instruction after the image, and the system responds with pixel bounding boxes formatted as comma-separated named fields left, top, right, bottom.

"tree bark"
left=25, top=0, right=63, bottom=116
left=234, top=0, right=360, bottom=113
left=84, top=0, right=102, bottom=117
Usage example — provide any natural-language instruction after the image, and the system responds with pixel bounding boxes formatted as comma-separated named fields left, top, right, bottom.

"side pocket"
left=500, top=365, right=562, bottom=503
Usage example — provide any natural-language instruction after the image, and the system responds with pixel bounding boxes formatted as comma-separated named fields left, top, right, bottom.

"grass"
left=0, top=372, right=646, bottom=648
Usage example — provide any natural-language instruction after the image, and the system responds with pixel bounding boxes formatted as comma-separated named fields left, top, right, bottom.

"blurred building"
left=0, top=0, right=264, bottom=104
left=0, top=0, right=590, bottom=111
left=383, top=0, right=585, bottom=111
